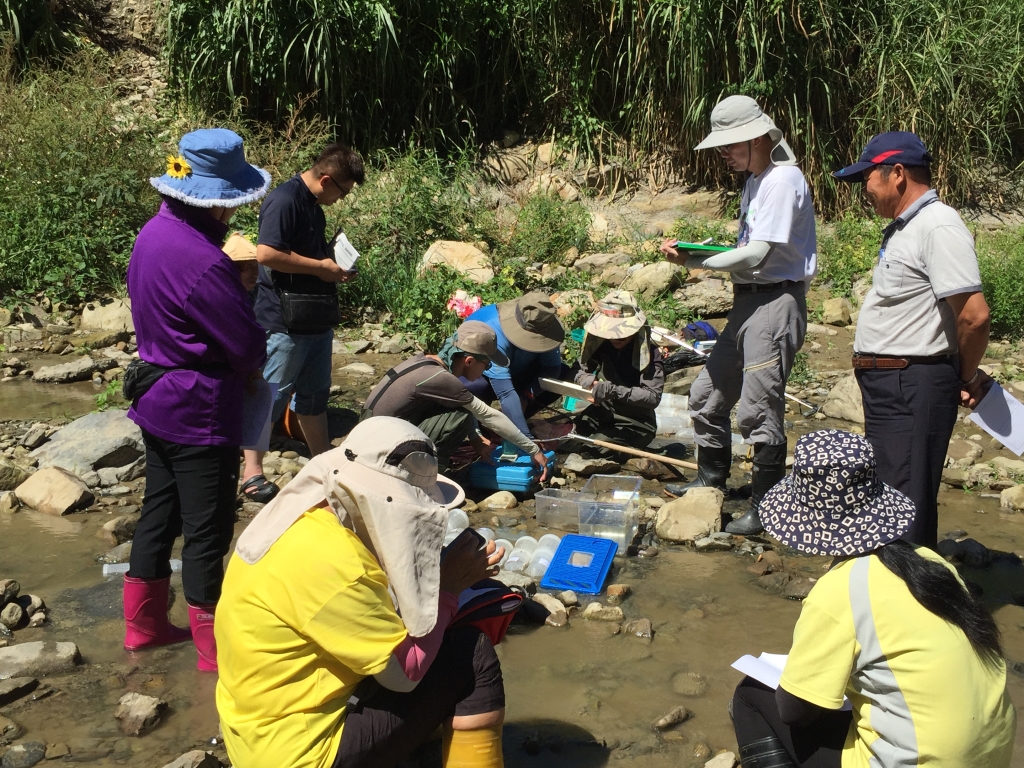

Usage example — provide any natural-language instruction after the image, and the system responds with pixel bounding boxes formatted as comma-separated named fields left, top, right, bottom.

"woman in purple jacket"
left=124, top=129, right=270, bottom=672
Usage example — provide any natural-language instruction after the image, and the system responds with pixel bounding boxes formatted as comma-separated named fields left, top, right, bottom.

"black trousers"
left=334, top=627, right=505, bottom=768
left=128, top=429, right=239, bottom=605
left=856, top=360, right=960, bottom=548
left=732, top=678, right=849, bottom=768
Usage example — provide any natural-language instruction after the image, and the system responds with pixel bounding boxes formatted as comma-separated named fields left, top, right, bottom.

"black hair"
left=875, top=540, right=1002, bottom=661
left=876, top=163, right=931, bottom=187
left=312, top=143, right=365, bottom=185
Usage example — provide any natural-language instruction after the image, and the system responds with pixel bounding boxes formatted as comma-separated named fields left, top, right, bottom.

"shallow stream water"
left=3, top=351, right=1024, bottom=765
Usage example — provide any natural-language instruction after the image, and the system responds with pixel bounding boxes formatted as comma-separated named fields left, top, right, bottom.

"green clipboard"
left=674, top=242, right=735, bottom=257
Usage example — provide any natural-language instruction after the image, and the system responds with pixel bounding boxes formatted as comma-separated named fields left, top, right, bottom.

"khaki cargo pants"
left=688, top=283, right=807, bottom=449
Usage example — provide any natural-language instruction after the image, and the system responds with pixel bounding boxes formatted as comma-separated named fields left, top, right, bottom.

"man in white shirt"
left=661, top=95, right=817, bottom=535
left=833, top=132, right=991, bottom=547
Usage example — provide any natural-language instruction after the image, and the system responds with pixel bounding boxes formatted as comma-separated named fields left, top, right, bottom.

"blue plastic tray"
left=539, top=534, right=618, bottom=594
left=468, top=449, right=556, bottom=492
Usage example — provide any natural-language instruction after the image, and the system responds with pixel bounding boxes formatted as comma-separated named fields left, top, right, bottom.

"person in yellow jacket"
left=730, top=429, right=1015, bottom=767
left=216, top=417, right=507, bottom=768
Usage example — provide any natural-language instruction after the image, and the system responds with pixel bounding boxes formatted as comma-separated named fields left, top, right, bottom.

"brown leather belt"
left=852, top=354, right=954, bottom=370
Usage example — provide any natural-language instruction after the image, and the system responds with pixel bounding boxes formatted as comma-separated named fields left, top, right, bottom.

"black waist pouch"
left=279, top=290, right=340, bottom=333
left=122, top=359, right=170, bottom=401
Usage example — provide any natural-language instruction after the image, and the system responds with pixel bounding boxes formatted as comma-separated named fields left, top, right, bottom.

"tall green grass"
left=165, top=0, right=1024, bottom=214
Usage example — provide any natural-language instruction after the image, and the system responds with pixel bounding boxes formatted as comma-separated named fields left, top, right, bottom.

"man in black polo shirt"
left=240, top=144, right=364, bottom=503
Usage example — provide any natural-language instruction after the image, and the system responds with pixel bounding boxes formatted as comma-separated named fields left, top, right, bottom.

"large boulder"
left=822, top=375, right=864, bottom=424
left=655, top=487, right=724, bottom=542
left=574, top=252, right=631, bottom=275
left=32, top=410, right=144, bottom=476
left=14, top=468, right=93, bottom=516
left=0, top=641, right=80, bottom=678
left=419, top=241, right=494, bottom=284
left=674, top=279, right=733, bottom=316
left=80, top=299, right=133, bottom=333
left=31, top=356, right=117, bottom=384
left=821, top=297, right=853, bottom=327
left=619, top=262, right=684, bottom=300
left=1000, top=484, right=1024, bottom=511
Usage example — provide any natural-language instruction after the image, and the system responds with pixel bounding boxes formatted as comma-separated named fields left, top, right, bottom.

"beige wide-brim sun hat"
left=222, top=233, right=258, bottom=262
left=695, top=95, right=797, bottom=166
left=583, top=290, right=647, bottom=340
left=497, top=292, right=565, bottom=353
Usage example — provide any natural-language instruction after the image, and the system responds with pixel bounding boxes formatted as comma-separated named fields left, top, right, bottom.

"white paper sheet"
left=969, top=383, right=1024, bottom=456
left=731, top=652, right=852, bottom=711
left=332, top=232, right=361, bottom=271
left=241, top=380, right=278, bottom=451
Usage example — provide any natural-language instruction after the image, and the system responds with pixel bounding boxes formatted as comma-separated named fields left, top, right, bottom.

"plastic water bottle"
left=443, top=509, right=470, bottom=546
left=503, top=536, right=538, bottom=573
left=525, top=534, right=561, bottom=579
left=494, top=539, right=514, bottom=568
left=102, top=559, right=181, bottom=577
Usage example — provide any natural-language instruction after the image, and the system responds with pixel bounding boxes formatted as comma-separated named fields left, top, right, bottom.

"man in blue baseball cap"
left=834, top=131, right=992, bottom=548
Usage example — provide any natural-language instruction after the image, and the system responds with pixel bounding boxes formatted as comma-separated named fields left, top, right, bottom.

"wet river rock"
left=14, top=467, right=93, bottom=516
left=0, top=678, right=38, bottom=707
left=115, top=692, right=166, bottom=737
left=0, top=714, right=24, bottom=746
left=655, top=487, right=724, bottom=543
left=31, top=410, right=144, bottom=476
left=0, top=642, right=80, bottom=678
left=0, top=742, right=45, bottom=768
left=671, top=671, right=709, bottom=697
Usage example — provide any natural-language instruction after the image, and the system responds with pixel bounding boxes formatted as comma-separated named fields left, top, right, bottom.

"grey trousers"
left=689, top=283, right=807, bottom=449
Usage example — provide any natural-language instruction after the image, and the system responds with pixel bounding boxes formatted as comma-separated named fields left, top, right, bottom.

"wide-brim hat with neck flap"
left=234, top=416, right=465, bottom=637
left=151, top=128, right=271, bottom=209
left=694, top=95, right=797, bottom=166
left=758, top=429, right=915, bottom=557
left=581, top=290, right=651, bottom=370
left=497, top=291, right=565, bottom=353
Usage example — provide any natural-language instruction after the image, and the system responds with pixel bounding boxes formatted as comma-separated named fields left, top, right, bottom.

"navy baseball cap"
left=833, top=131, right=932, bottom=183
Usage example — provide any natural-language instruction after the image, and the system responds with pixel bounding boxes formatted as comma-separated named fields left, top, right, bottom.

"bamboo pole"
left=565, top=434, right=698, bottom=471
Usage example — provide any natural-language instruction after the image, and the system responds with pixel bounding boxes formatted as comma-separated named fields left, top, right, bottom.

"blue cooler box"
left=468, top=448, right=556, bottom=492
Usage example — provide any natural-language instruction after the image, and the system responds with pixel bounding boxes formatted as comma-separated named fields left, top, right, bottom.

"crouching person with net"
left=216, top=417, right=507, bottom=768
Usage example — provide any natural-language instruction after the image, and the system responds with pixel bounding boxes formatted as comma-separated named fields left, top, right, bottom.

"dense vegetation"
left=163, top=0, right=1024, bottom=213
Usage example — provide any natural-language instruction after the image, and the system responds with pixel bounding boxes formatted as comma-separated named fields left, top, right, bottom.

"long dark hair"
left=876, top=540, right=1002, bottom=661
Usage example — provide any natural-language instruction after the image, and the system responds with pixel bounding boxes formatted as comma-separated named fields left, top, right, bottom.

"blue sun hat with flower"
left=758, top=429, right=916, bottom=557
left=150, top=128, right=271, bottom=208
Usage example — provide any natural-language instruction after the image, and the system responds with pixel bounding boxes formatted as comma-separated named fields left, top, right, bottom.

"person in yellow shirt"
left=215, top=417, right=507, bottom=768
left=730, top=429, right=1015, bottom=768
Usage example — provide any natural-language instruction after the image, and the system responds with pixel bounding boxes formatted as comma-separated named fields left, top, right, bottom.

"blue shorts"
left=263, top=330, right=333, bottom=420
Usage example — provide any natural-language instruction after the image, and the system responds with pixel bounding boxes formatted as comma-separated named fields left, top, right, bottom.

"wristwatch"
left=961, top=370, right=981, bottom=387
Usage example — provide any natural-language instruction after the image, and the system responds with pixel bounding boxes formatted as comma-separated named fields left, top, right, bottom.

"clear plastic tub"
left=503, top=536, right=538, bottom=573
left=535, top=488, right=582, bottom=531
left=443, top=509, right=470, bottom=546
left=526, top=534, right=562, bottom=579
left=577, top=475, right=641, bottom=551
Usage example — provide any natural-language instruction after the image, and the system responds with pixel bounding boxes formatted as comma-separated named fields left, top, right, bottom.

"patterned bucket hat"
left=759, top=430, right=915, bottom=556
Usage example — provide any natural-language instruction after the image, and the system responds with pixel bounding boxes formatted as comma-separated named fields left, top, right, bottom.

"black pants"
left=732, top=679, right=849, bottom=768
left=334, top=627, right=505, bottom=768
left=856, top=360, right=959, bottom=548
left=571, top=403, right=657, bottom=456
left=128, top=430, right=239, bottom=605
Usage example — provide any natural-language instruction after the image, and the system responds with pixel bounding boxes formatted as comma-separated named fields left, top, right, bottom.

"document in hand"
left=969, top=383, right=1024, bottom=456
left=539, top=377, right=594, bottom=401
left=332, top=232, right=360, bottom=271
left=731, top=652, right=852, bottom=710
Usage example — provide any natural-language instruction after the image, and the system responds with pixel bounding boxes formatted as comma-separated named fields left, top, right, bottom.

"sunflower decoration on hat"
left=166, top=154, right=192, bottom=180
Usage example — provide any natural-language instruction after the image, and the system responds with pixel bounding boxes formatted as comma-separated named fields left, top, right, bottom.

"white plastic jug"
left=503, top=535, right=538, bottom=573
left=494, top=539, right=514, bottom=568
left=443, top=508, right=470, bottom=546
left=476, top=527, right=496, bottom=543
left=525, top=534, right=561, bottom=579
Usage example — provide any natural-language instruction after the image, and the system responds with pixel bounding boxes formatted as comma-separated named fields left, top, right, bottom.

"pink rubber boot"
left=123, top=575, right=192, bottom=651
left=188, top=603, right=218, bottom=672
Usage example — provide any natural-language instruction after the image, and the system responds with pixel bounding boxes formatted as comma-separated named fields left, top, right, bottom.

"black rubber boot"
left=726, top=442, right=787, bottom=535
left=664, top=444, right=731, bottom=496
left=737, top=736, right=796, bottom=767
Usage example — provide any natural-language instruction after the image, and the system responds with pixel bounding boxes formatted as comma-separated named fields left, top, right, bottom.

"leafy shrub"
left=816, top=214, right=884, bottom=299
left=978, top=228, right=1024, bottom=341
left=500, top=193, right=591, bottom=265
left=0, top=50, right=161, bottom=305
left=667, top=216, right=734, bottom=247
